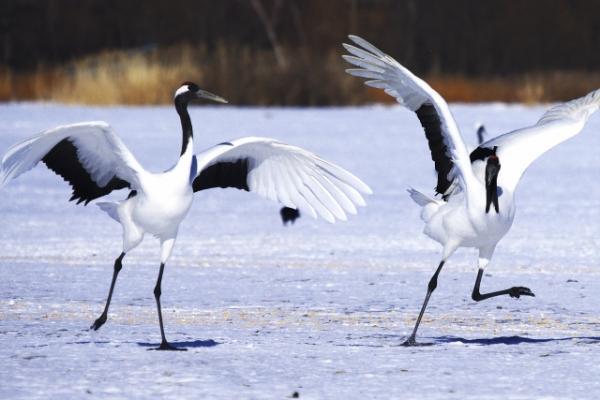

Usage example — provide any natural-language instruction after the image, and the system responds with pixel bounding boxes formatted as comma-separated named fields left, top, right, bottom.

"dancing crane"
left=343, top=35, right=600, bottom=345
left=0, top=82, right=371, bottom=350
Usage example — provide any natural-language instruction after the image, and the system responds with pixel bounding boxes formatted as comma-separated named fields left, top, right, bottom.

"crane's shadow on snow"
left=434, top=335, right=600, bottom=346
left=339, top=334, right=600, bottom=347
left=137, top=339, right=220, bottom=350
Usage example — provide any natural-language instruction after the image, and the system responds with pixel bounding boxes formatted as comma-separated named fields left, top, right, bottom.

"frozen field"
left=1, top=102, right=600, bottom=399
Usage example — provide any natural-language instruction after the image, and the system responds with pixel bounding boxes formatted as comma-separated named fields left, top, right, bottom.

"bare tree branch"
left=249, top=0, right=287, bottom=68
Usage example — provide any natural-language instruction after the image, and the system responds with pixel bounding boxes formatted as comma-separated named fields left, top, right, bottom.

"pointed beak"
left=485, top=160, right=501, bottom=214
left=196, top=89, right=228, bottom=104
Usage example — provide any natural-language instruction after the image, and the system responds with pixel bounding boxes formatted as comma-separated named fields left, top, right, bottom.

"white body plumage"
left=0, top=82, right=371, bottom=349
left=344, top=34, right=600, bottom=266
left=343, top=34, right=600, bottom=345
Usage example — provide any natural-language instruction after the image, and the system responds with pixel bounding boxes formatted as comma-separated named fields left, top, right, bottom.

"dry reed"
left=2, top=44, right=600, bottom=105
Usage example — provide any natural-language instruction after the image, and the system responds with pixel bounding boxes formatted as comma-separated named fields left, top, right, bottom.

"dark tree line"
left=2, top=0, right=599, bottom=76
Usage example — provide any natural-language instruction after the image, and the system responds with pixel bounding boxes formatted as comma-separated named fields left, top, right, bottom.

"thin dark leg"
left=91, top=252, right=125, bottom=331
left=471, top=269, right=535, bottom=302
left=153, top=262, right=185, bottom=351
left=402, top=261, right=445, bottom=346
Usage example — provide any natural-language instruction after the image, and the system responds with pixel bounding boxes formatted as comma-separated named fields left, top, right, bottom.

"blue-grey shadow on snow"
left=67, top=340, right=111, bottom=345
left=434, top=335, right=600, bottom=345
left=137, top=339, right=221, bottom=349
left=335, top=333, right=406, bottom=348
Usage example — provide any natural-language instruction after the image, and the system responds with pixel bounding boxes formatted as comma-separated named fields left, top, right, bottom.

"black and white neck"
left=174, top=84, right=197, bottom=156
left=173, top=82, right=228, bottom=157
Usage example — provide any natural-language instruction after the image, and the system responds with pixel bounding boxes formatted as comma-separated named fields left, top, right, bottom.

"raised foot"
left=90, top=314, right=107, bottom=331
left=509, top=286, right=535, bottom=298
left=154, top=341, right=187, bottom=351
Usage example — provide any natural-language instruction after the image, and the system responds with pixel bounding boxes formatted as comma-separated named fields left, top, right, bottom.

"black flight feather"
left=192, top=158, right=251, bottom=192
left=41, top=138, right=130, bottom=204
left=415, top=103, right=454, bottom=196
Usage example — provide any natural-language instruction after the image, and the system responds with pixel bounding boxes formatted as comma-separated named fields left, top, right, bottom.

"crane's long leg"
left=471, top=269, right=534, bottom=301
left=153, top=237, right=185, bottom=351
left=154, top=262, right=175, bottom=350
left=91, top=252, right=126, bottom=330
left=402, top=260, right=445, bottom=346
left=471, top=248, right=534, bottom=302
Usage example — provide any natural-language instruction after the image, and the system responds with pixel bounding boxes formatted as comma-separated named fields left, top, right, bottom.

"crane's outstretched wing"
left=479, top=89, right=600, bottom=191
left=343, top=35, right=477, bottom=198
left=0, top=121, right=144, bottom=204
left=192, top=137, right=372, bottom=223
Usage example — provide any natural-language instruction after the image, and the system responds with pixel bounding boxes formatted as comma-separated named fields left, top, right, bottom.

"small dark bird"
left=280, top=206, right=301, bottom=225
left=476, top=123, right=487, bottom=145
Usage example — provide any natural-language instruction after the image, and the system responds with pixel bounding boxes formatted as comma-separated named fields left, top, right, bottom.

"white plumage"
left=1, top=122, right=143, bottom=193
left=0, top=82, right=371, bottom=350
left=344, top=35, right=600, bottom=345
left=194, top=137, right=370, bottom=222
left=483, top=90, right=600, bottom=191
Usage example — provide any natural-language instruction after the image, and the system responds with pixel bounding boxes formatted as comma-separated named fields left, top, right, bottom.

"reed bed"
left=2, top=44, right=600, bottom=105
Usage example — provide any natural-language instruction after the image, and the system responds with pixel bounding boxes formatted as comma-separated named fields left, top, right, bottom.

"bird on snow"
left=280, top=206, right=301, bottom=225
left=343, top=35, right=600, bottom=346
left=475, top=123, right=487, bottom=145
left=0, top=82, right=372, bottom=350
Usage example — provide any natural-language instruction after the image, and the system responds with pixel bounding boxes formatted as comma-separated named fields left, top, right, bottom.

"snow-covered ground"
left=1, top=102, right=599, bottom=399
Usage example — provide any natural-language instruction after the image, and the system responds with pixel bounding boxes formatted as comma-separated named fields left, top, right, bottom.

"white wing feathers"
left=0, top=121, right=143, bottom=191
left=483, top=88, right=600, bottom=190
left=195, top=137, right=372, bottom=223
left=343, top=35, right=477, bottom=191
left=537, top=89, right=600, bottom=126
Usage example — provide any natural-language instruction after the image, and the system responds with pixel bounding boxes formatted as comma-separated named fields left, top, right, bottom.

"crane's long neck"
left=175, top=97, right=193, bottom=156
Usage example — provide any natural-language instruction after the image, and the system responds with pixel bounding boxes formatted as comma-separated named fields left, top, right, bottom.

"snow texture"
left=1, top=102, right=600, bottom=399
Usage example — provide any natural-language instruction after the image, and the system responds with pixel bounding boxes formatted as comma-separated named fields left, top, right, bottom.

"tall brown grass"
left=2, top=43, right=600, bottom=105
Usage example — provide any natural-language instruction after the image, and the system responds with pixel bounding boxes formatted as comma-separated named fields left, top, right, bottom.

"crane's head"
left=174, top=82, right=228, bottom=104
left=485, top=147, right=501, bottom=214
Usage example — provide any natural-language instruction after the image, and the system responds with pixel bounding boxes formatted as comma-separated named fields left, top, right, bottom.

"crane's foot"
left=508, top=287, right=535, bottom=298
left=401, top=334, right=435, bottom=347
left=401, top=335, right=418, bottom=347
left=155, top=340, right=187, bottom=351
left=90, top=313, right=107, bottom=331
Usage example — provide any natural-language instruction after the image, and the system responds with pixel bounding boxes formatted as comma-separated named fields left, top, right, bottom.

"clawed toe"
left=509, top=286, right=535, bottom=298
left=401, top=339, right=433, bottom=347
left=155, top=341, right=187, bottom=351
left=401, top=336, right=417, bottom=347
left=401, top=335, right=434, bottom=347
left=90, top=314, right=107, bottom=331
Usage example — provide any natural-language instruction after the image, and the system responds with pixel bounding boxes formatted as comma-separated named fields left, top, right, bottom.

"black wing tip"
left=416, top=104, right=455, bottom=195
left=42, top=138, right=130, bottom=204
left=193, top=158, right=250, bottom=192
